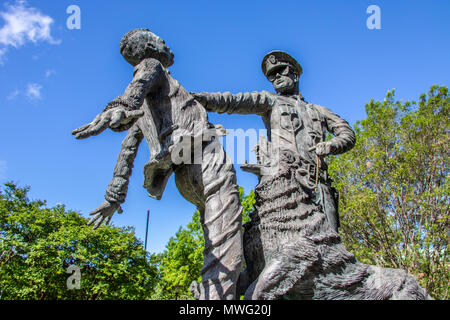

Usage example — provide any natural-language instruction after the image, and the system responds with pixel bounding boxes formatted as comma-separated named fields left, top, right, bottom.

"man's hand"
left=72, top=108, right=144, bottom=139
left=309, top=141, right=333, bottom=157
left=87, top=200, right=123, bottom=230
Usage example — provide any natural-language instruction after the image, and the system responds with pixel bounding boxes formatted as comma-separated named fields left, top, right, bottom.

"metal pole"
left=144, top=210, right=150, bottom=251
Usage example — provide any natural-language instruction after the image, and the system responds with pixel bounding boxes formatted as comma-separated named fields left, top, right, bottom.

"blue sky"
left=0, top=0, right=449, bottom=254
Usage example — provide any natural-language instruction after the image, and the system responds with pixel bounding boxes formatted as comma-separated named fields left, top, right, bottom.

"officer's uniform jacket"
left=196, top=90, right=356, bottom=231
left=197, top=90, right=356, bottom=175
left=103, top=57, right=211, bottom=202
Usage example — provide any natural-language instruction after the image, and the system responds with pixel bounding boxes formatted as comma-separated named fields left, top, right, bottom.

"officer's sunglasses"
left=267, top=65, right=293, bottom=82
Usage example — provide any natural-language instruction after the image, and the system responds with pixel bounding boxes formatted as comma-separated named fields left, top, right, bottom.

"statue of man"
left=193, top=51, right=356, bottom=232
left=72, top=29, right=243, bottom=300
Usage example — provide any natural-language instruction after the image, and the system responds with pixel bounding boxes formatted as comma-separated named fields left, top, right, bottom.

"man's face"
left=147, top=33, right=174, bottom=67
left=267, top=65, right=298, bottom=94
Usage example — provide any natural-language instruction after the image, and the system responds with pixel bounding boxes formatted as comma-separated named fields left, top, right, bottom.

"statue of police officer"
left=193, top=51, right=356, bottom=232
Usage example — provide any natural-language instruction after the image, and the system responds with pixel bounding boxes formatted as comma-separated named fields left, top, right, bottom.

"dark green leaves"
left=329, top=85, right=449, bottom=300
left=0, top=182, right=158, bottom=300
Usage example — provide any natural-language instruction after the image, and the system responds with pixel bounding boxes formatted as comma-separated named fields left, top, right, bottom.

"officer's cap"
left=261, top=51, right=302, bottom=80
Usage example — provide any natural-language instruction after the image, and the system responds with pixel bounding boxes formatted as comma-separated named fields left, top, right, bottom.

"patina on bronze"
left=72, top=28, right=432, bottom=299
left=72, top=29, right=244, bottom=300
left=194, top=51, right=432, bottom=300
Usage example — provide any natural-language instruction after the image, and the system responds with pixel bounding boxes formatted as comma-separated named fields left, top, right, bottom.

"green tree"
left=240, top=187, right=255, bottom=225
left=152, top=187, right=255, bottom=299
left=328, top=85, right=449, bottom=300
left=151, top=210, right=203, bottom=300
left=0, top=182, right=158, bottom=299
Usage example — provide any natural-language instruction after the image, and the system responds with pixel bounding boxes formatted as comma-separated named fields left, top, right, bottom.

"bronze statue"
left=194, top=51, right=355, bottom=232
left=72, top=29, right=243, bottom=300
left=193, top=51, right=431, bottom=300
left=72, top=29, right=432, bottom=299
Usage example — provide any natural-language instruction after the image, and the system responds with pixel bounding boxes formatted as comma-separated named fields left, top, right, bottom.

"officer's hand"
left=87, top=200, right=123, bottom=230
left=72, top=108, right=144, bottom=139
left=310, top=141, right=333, bottom=156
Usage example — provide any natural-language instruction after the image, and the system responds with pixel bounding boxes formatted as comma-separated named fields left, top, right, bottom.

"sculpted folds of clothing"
left=197, top=90, right=356, bottom=232
left=104, top=124, right=143, bottom=204
left=198, top=90, right=355, bottom=162
left=99, top=57, right=244, bottom=299
left=109, top=58, right=208, bottom=199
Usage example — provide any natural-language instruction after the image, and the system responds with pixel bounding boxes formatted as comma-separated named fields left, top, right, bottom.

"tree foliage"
left=150, top=210, right=203, bottom=300
left=0, top=182, right=158, bottom=299
left=328, top=85, right=449, bottom=300
left=0, top=182, right=255, bottom=300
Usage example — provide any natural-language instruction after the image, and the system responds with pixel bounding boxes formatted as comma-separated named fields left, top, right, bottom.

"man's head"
left=262, top=51, right=302, bottom=95
left=120, top=28, right=174, bottom=67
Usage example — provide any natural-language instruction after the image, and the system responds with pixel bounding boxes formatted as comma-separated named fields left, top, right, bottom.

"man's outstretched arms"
left=88, top=124, right=144, bottom=229
left=72, top=58, right=165, bottom=139
left=72, top=108, right=144, bottom=139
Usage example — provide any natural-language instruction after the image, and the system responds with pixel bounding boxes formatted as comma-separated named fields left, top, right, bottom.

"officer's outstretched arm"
left=88, top=124, right=144, bottom=229
left=192, top=91, right=274, bottom=116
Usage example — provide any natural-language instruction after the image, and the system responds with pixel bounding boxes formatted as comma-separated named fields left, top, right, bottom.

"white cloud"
left=0, top=1, right=60, bottom=62
left=6, top=77, right=53, bottom=100
left=26, top=82, right=42, bottom=100
left=45, top=69, right=55, bottom=78
left=7, top=88, right=20, bottom=100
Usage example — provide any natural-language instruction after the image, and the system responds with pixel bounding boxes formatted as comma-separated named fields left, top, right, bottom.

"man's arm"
left=88, top=124, right=144, bottom=229
left=109, top=58, right=165, bottom=112
left=312, top=104, right=356, bottom=156
left=72, top=58, right=165, bottom=139
left=193, top=91, right=274, bottom=116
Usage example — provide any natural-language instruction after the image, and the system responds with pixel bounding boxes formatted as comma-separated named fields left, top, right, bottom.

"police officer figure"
left=193, top=51, right=356, bottom=232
